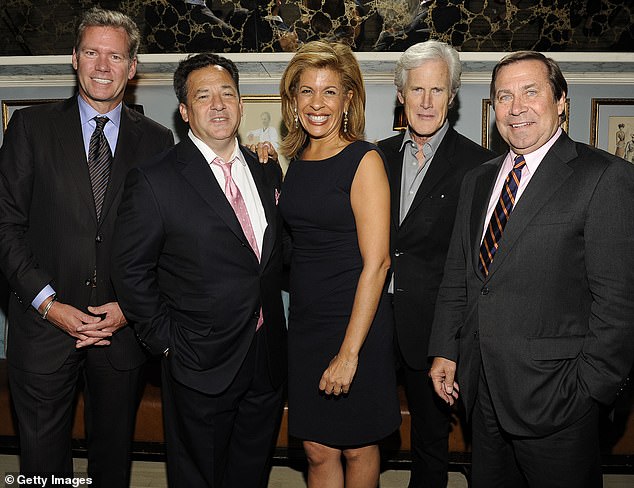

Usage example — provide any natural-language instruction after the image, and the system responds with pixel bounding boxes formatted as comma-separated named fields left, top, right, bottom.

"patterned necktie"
left=478, top=155, right=526, bottom=276
left=212, top=157, right=263, bottom=329
left=88, top=116, right=112, bottom=221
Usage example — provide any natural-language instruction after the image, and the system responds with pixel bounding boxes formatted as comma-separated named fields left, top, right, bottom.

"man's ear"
left=179, top=103, right=189, bottom=123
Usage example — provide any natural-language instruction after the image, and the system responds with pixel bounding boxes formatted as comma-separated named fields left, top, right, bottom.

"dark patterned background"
left=0, top=0, right=632, bottom=55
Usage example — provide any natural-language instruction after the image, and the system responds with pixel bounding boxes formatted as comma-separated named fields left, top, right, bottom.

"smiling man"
left=0, top=8, right=173, bottom=487
left=111, top=53, right=287, bottom=488
left=377, top=41, right=493, bottom=488
left=429, top=51, right=634, bottom=488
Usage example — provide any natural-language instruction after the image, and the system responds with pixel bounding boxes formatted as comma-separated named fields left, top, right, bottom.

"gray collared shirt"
left=398, top=120, right=449, bottom=224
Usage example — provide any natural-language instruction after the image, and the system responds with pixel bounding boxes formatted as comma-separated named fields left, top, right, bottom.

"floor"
left=0, top=455, right=632, bottom=487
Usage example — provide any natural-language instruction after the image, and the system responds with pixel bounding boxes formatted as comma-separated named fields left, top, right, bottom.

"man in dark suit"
left=429, top=51, right=634, bottom=488
left=0, top=8, right=173, bottom=487
left=378, top=40, right=493, bottom=488
left=111, top=53, right=287, bottom=488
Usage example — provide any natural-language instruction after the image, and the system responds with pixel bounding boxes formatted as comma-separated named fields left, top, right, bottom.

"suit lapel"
left=485, top=135, right=576, bottom=279
left=403, top=128, right=458, bottom=223
left=52, top=98, right=98, bottom=225
left=99, top=105, right=142, bottom=226
left=176, top=140, right=268, bottom=265
left=243, top=148, right=277, bottom=268
left=384, top=135, right=405, bottom=227
left=469, top=157, right=504, bottom=278
left=177, top=139, right=247, bottom=243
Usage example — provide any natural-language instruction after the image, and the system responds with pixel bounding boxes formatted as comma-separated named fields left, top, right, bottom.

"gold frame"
left=2, top=99, right=63, bottom=132
left=481, top=98, right=570, bottom=152
left=590, top=98, right=634, bottom=150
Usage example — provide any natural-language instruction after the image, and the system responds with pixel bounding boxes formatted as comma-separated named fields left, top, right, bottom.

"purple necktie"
left=212, top=157, right=263, bottom=329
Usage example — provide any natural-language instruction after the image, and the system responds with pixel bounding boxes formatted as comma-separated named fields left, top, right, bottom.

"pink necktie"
left=212, top=157, right=263, bottom=329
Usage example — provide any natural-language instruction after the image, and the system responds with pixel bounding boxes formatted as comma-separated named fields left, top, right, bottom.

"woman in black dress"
left=278, top=41, right=400, bottom=488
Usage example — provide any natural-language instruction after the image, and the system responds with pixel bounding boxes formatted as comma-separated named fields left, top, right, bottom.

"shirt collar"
left=77, top=94, right=122, bottom=129
left=187, top=130, right=245, bottom=167
left=510, top=127, right=563, bottom=176
left=400, top=120, right=449, bottom=161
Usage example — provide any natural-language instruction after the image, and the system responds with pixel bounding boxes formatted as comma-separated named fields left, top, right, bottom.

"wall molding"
left=1, top=52, right=633, bottom=87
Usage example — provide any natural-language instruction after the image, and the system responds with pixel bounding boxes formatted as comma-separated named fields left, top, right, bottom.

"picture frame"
left=590, top=98, right=634, bottom=163
left=2, top=99, right=63, bottom=132
left=481, top=98, right=570, bottom=155
left=239, top=95, right=288, bottom=172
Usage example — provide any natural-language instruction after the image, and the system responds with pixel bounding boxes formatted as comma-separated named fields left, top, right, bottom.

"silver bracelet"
left=41, top=296, right=57, bottom=320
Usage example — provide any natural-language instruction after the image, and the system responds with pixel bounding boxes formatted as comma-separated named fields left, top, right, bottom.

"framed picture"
left=239, top=95, right=288, bottom=172
left=2, top=99, right=63, bottom=132
left=590, top=98, right=634, bottom=163
left=481, top=98, right=570, bottom=155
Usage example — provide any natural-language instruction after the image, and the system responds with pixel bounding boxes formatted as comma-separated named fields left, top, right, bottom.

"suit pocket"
left=528, top=335, right=584, bottom=360
left=172, top=294, right=216, bottom=336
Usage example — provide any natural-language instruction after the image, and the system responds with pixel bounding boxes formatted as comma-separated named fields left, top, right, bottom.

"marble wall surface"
left=0, top=0, right=632, bottom=55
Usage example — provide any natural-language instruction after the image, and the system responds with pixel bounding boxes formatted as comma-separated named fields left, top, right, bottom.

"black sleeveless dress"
left=279, top=140, right=400, bottom=445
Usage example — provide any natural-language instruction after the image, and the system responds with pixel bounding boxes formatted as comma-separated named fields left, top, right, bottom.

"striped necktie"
left=478, top=155, right=526, bottom=276
left=88, top=116, right=112, bottom=221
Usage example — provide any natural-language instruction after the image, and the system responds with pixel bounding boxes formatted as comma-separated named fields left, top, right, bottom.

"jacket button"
left=474, top=330, right=479, bottom=338
left=394, top=250, right=402, bottom=257
left=95, top=234, right=103, bottom=243
left=481, top=287, right=489, bottom=295
left=85, top=279, right=92, bottom=286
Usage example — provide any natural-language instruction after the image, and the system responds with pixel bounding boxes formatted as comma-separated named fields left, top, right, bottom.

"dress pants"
left=8, top=346, right=143, bottom=488
left=162, top=328, right=284, bottom=488
left=471, top=366, right=602, bottom=488
left=397, top=338, right=450, bottom=488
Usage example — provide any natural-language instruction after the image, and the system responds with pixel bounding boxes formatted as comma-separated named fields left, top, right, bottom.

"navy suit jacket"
left=111, top=137, right=287, bottom=395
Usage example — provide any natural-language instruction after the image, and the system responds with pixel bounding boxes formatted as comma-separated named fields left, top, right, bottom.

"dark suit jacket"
left=0, top=96, right=174, bottom=374
left=429, top=133, right=634, bottom=437
left=379, top=128, right=493, bottom=370
left=111, top=137, right=287, bottom=395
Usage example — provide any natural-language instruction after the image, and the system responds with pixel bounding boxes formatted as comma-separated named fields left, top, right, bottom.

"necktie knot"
left=514, top=154, right=526, bottom=170
left=94, top=116, right=109, bottom=133
left=211, top=156, right=235, bottom=179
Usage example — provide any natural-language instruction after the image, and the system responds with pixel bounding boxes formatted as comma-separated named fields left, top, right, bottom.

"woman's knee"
left=304, top=441, right=341, bottom=466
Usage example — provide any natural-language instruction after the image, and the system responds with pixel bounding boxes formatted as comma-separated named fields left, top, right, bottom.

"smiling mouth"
left=307, top=114, right=329, bottom=123
left=92, top=77, right=112, bottom=85
left=510, top=122, right=533, bottom=128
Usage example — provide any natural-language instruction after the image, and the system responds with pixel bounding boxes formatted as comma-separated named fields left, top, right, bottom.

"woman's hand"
left=319, top=354, right=358, bottom=396
left=246, top=141, right=278, bottom=163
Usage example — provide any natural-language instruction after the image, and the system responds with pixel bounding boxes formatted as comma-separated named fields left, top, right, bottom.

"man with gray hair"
left=378, top=40, right=493, bottom=487
left=0, top=7, right=173, bottom=486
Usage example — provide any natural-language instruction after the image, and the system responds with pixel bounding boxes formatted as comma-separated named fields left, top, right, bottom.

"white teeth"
left=511, top=122, right=531, bottom=128
left=93, top=78, right=112, bottom=84
left=307, top=115, right=328, bottom=122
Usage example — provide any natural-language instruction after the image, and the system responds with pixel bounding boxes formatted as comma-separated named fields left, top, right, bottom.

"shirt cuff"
left=32, top=285, right=56, bottom=311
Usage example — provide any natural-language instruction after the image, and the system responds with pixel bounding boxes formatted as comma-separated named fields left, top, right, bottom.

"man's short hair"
left=173, top=53, right=240, bottom=105
left=75, top=7, right=140, bottom=61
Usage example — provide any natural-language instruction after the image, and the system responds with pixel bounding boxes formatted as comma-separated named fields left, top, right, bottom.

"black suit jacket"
left=0, top=96, right=174, bottom=374
left=379, top=128, right=494, bottom=370
left=111, top=137, right=287, bottom=395
left=429, top=133, right=634, bottom=436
